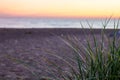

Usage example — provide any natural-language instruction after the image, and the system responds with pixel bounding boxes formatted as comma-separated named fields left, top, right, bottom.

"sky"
left=0, top=0, right=120, bottom=18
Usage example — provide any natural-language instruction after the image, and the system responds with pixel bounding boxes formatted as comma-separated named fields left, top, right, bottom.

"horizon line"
left=0, top=15, right=119, bottom=19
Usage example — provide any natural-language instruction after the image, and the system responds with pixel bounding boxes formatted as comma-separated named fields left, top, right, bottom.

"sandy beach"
left=0, top=28, right=119, bottom=80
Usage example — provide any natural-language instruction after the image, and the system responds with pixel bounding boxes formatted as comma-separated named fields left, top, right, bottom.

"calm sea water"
left=0, top=18, right=119, bottom=28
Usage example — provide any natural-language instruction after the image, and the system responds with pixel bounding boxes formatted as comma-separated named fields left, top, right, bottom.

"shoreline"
left=0, top=28, right=119, bottom=34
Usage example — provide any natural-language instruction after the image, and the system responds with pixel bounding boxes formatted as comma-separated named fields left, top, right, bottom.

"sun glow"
left=0, top=0, right=120, bottom=18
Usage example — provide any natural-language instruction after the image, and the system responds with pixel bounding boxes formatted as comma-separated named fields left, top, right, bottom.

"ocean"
left=0, top=18, right=119, bottom=28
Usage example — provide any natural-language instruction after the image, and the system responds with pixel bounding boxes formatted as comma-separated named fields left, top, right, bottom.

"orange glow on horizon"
left=0, top=0, right=120, bottom=18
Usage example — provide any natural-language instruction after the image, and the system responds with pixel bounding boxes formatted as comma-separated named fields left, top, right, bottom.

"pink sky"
left=0, top=0, right=120, bottom=18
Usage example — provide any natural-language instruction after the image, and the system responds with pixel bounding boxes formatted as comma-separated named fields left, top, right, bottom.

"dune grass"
left=57, top=19, right=120, bottom=80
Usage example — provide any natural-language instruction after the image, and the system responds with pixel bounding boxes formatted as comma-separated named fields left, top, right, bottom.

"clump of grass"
left=59, top=19, right=120, bottom=80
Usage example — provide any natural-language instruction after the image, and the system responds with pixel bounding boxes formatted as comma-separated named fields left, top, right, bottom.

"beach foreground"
left=0, top=28, right=119, bottom=80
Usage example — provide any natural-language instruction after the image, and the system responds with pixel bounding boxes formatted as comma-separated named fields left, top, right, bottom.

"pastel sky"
left=0, top=0, right=120, bottom=18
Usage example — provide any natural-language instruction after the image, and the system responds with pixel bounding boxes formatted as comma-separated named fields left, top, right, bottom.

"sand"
left=0, top=28, right=118, bottom=80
